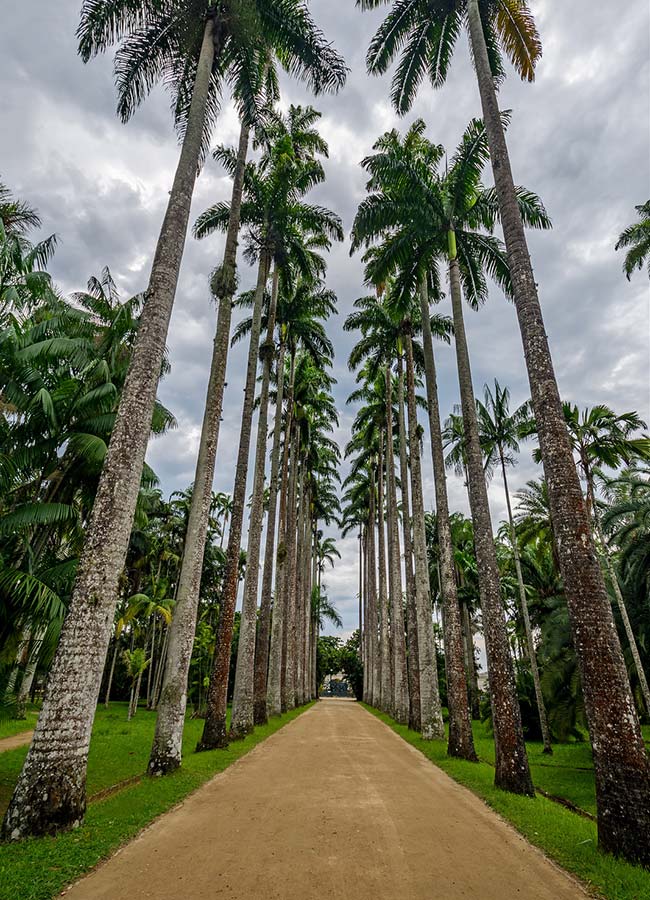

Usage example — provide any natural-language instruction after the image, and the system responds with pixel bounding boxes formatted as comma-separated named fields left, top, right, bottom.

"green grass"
left=363, top=704, right=650, bottom=900
left=0, top=707, right=39, bottom=740
left=0, top=701, right=312, bottom=900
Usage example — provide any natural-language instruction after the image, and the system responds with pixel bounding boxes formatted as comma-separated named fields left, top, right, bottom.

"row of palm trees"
left=2, top=0, right=348, bottom=842
left=2, top=0, right=649, bottom=872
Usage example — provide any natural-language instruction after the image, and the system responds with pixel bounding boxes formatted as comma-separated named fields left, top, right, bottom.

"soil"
left=0, top=731, right=33, bottom=753
left=61, top=699, right=586, bottom=899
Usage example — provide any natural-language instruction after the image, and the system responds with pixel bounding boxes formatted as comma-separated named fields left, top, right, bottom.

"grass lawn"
left=0, top=701, right=312, bottom=900
left=0, top=708, right=39, bottom=741
left=363, top=704, right=650, bottom=900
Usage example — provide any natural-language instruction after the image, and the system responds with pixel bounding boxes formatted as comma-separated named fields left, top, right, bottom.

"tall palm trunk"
left=282, top=422, right=300, bottom=711
left=500, top=456, right=552, bottom=753
left=462, top=603, right=480, bottom=719
left=403, top=327, right=444, bottom=739
left=377, top=435, right=392, bottom=711
left=266, top=354, right=295, bottom=716
left=150, top=120, right=249, bottom=772
left=448, top=252, right=532, bottom=792
left=362, top=527, right=369, bottom=702
left=467, top=0, right=650, bottom=858
left=590, top=503, right=650, bottom=718
left=397, top=353, right=421, bottom=729
left=104, top=635, right=119, bottom=708
left=418, top=283, right=476, bottom=760
left=197, top=248, right=270, bottom=751
left=1, top=21, right=218, bottom=839
left=358, top=530, right=363, bottom=666
left=231, top=265, right=280, bottom=737
left=385, top=367, right=409, bottom=724
left=367, top=470, right=379, bottom=707
left=294, top=471, right=306, bottom=705
left=253, top=335, right=287, bottom=724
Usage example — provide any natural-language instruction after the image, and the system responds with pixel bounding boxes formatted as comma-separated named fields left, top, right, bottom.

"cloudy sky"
left=2, top=1, right=649, bottom=639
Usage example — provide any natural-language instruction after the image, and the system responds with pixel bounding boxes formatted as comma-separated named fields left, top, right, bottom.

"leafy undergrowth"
left=363, top=704, right=650, bottom=900
left=0, top=701, right=312, bottom=900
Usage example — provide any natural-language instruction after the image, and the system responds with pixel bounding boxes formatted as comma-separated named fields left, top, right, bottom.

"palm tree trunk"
left=377, top=434, right=392, bottom=712
left=385, top=366, right=409, bottom=724
left=267, top=352, right=295, bottom=716
left=448, top=252, right=532, bottom=792
left=367, top=470, right=379, bottom=707
left=397, top=353, right=421, bottom=729
left=294, top=473, right=306, bottom=706
left=467, top=0, right=650, bottom=859
left=591, top=505, right=650, bottom=718
left=15, top=631, right=43, bottom=720
left=282, top=422, right=300, bottom=711
left=362, top=527, right=369, bottom=702
left=197, top=248, right=270, bottom=752
left=231, top=265, right=280, bottom=737
left=150, top=120, right=250, bottom=770
left=1, top=21, right=219, bottom=839
left=419, top=282, right=476, bottom=760
left=404, top=327, right=444, bottom=739
left=104, top=635, right=119, bottom=708
left=152, top=625, right=169, bottom=709
left=501, top=457, right=553, bottom=753
left=253, top=336, right=287, bottom=724
left=462, top=604, right=480, bottom=719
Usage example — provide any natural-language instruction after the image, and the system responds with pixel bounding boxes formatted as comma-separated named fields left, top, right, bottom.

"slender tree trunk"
left=104, top=636, right=119, bottom=708
left=385, top=367, right=409, bottom=724
left=448, top=252, right=532, bottom=792
left=377, top=435, right=392, bottom=712
left=152, top=626, right=169, bottom=709
left=282, top=422, right=300, bottom=711
left=197, top=249, right=270, bottom=752
left=367, top=472, right=379, bottom=707
left=253, top=336, right=287, bottom=724
left=462, top=604, right=481, bottom=719
left=419, top=283, right=476, bottom=759
left=231, top=265, right=280, bottom=737
left=15, top=631, right=43, bottom=720
left=149, top=118, right=249, bottom=770
left=358, top=530, right=363, bottom=665
left=362, top=528, right=369, bottom=702
left=397, top=354, right=421, bottom=729
left=591, top=505, right=650, bottom=718
left=267, top=353, right=295, bottom=716
left=404, top=327, right=444, bottom=739
left=294, top=472, right=306, bottom=706
left=467, top=0, right=650, bottom=859
left=501, top=458, right=553, bottom=752
left=1, top=21, right=219, bottom=839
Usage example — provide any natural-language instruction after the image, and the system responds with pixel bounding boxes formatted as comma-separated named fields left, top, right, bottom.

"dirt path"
left=62, top=700, right=586, bottom=899
left=0, top=731, right=32, bottom=753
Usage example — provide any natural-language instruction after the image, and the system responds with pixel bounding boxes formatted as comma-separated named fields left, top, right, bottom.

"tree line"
left=0, top=0, right=649, bottom=873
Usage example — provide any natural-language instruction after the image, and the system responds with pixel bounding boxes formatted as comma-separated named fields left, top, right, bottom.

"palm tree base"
left=253, top=701, right=268, bottom=727
left=195, top=718, right=229, bottom=752
left=2, top=768, right=86, bottom=841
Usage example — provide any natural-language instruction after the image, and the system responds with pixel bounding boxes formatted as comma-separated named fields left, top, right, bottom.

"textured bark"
left=419, top=283, right=476, bottom=761
left=149, top=119, right=249, bottom=772
left=367, top=472, right=379, bottom=707
left=462, top=604, right=481, bottom=719
left=385, top=367, right=409, bottom=724
left=397, top=354, right=421, bottom=730
left=449, top=254, right=532, bottom=792
left=501, top=458, right=552, bottom=753
left=294, top=473, right=306, bottom=706
left=282, top=423, right=300, bottom=711
left=358, top=531, right=363, bottom=666
left=104, top=637, right=119, bottom=708
left=404, top=328, right=444, bottom=739
left=197, top=250, right=270, bottom=752
left=592, top=507, right=650, bottom=718
left=1, top=21, right=217, bottom=840
left=253, top=337, right=286, bottom=724
left=231, top=265, right=280, bottom=737
left=362, top=528, right=369, bottom=703
left=266, top=353, right=295, bottom=717
left=467, top=0, right=650, bottom=859
left=377, top=435, right=392, bottom=712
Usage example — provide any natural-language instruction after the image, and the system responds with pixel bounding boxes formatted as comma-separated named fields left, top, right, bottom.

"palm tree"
left=256, top=278, right=336, bottom=722
left=615, top=201, right=650, bottom=279
left=360, top=0, right=650, bottom=861
left=2, top=2, right=346, bottom=840
left=561, top=404, right=650, bottom=718
left=477, top=380, right=552, bottom=753
left=351, top=118, right=546, bottom=776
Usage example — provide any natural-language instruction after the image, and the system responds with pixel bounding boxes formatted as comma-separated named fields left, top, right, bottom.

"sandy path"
left=0, top=731, right=32, bottom=753
left=62, top=700, right=585, bottom=900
